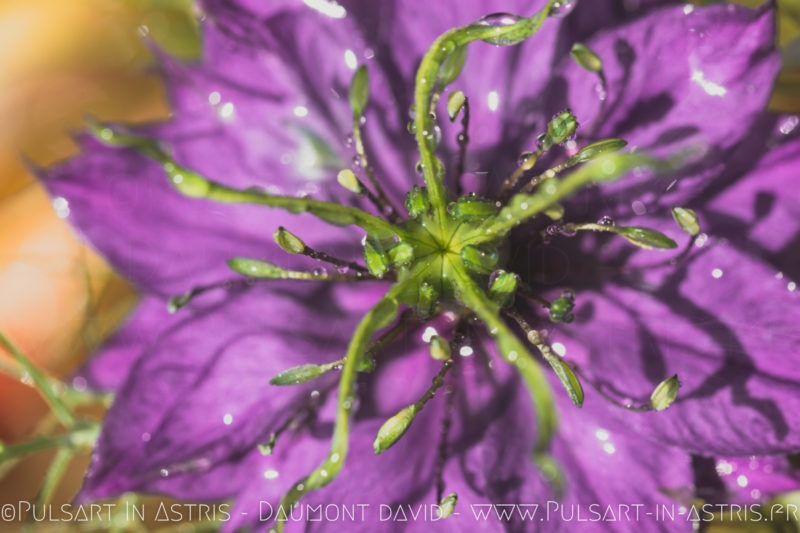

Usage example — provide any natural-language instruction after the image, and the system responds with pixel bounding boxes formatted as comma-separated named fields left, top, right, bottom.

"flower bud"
left=373, top=405, right=417, bottom=454
left=671, top=207, right=700, bottom=236
left=615, top=227, right=678, bottom=250
left=437, top=493, right=458, bottom=519
left=447, top=90, right=466, bottom=121
left=349, top=65, right=369, bottom=117
left=270, top=364, right=328, bottom=386
left=228, top=257, right=286, bottom=278
left=570, top=42, right=603, bottom=73
left=273, top=227, right=306, bottom=255
left=569, top=138, right=627, bottom=163
left=650, top=374, right=681, bottom=411
left=548, top=290, right=575, bottom=324
left=337, top=169, right=362, bottom=194
left=429, top=335, right=451, bottom=361
left=545, top=109, right=578, bottom=147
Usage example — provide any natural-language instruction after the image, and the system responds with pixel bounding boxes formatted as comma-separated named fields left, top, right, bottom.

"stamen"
left=569, top=42, right=608, bottom=136
left=521, top=138, right=627, bottom=194
left=465, top=152, right=657, bottom=247
left=434, top=380, right=455, bottom=504
left=167, top=278, right=252, bottom=313
left=571, top=365, right=681, bottom=412
left=228, top=257, right=377, bottom=281
left=348, top=66, right=403, bottom=222
left=558, top=222, right=678, bottom=250
left=503, top=308, right=583, bottom=407
left=373, top=358, right=454, bottom=454
left=259, top=388, right=330, bottom=456
left=269, top=309, right=415, bottom=387
left=274, top=226, right=370, bottom=274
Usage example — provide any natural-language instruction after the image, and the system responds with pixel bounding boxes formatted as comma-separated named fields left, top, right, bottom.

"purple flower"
left=39, top=0, right=800, bottom=531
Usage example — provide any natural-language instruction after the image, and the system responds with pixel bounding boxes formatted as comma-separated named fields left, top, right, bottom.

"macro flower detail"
left=37, top=0, right=800, bottom=531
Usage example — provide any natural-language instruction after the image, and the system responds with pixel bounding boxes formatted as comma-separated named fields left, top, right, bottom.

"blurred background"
left=0, top=0, right=798, bottom=531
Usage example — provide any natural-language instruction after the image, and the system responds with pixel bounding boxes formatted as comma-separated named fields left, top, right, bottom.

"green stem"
left=447, top=260, right=556, bottom=453
left=273, top=269, right=425, bottom=532
left=90, top=124, right=400, bottom=240
left=37, top=447, right=73, bottom=507
left=467, top=152, right=653, bottom=246
left=352, top=117, right=402, bottom=221
left=0, top=434, right=66, bottom=463
left=413, top=1, right=557, bottom=230
left=0, top=331, right=75, bottom=427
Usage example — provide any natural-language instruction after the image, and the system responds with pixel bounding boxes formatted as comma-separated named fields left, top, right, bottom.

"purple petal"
left=79, top=283, right=381, bottom=501
left=555, top=235, right=800, bottom=455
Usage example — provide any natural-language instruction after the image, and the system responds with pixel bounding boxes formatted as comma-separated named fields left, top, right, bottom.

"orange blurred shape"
left=0, top=0, right=197, bottom=507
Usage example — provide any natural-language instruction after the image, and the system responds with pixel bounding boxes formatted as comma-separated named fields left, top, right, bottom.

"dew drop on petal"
left=711, top=268, right=723, bottom=279
left=263, top=469, right=279, bottom=480
left=459, top=346, right=474, bottom=357
left=779, top=115, right=799, bottom=135
left=549, top=1, right=578, bottom=18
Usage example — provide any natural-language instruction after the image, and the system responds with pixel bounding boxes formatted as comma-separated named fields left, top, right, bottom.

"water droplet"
left=779, top=115, right=799, bottom=135
left=415, top=161, right=425, bottom=175
left=263, top=469, right=279, bottom=480
left=52, top=197, right=70, bottom=219
left=141, top=432, right=151, bottom=442
left=345, top=134, right=354, bottom=147
left=631, top=200, right=647, bottom=215
left=517, top=151, right=535, bottom=167
left=711, top=268, right=723, bottom=279
left=736, top=475, right=748, bottom=488
left=312, top=267, right=328, bottom=277
left=597, top=215, right=615, bottom=227
left=336, top=265, right=350, bottom=274
left=359, top=115, right=367, bottom=126
left=352, top=155, right=362, bottom=168
left=160, top=469, right=170, bottom=478
left=473, top=13, right=527, bottom=46
left=536, top=132, right=548, bottom=150
left=549, top=1, right=578, bottom=18
left=459, top=345, right=474, bottom=357
left=406, top=120, right=416, bottom=134
left=683, top=4, right=695, bottom=15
